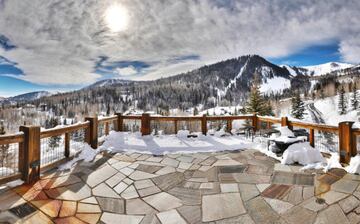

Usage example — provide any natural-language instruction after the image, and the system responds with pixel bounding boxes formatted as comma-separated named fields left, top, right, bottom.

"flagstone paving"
left=1, top=149, right=360, bottom=223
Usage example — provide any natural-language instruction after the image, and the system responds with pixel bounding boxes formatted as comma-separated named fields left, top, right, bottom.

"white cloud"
left=115, top=66, right=137, bottom=76
left=0, top=0, right=359, bottom=85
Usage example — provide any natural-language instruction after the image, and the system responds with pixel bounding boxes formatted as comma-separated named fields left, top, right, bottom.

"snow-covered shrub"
left=278, top=126, right=295, bottom=137
left=177, top=130, right=190, bottom=138
left=281, top=142, right=325, bottom=165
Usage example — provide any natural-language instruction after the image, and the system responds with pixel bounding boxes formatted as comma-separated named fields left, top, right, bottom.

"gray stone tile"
left=219, top=165, right=246, bottom=174
left=313, top=204, right=350, bottom=224
left=93, top=183, right=121, bottom=198
left=338, top=195, right=360, bottom=214
left=322, top=190, right=348, bottom=204
left=126, top=198, right=156, bottom=215
left=215, top=214, right=255, bottom=224
left=300, top=197, right=328, bottom=212
left=331, top=179, right=359, bottom=194
left=272, top=171, right=314, bottom=186
left=238, top=184, right=260, bottom=201
left=157, top=209, right=187, bottom=224
left=168, top=187, right=201, bottom=205
left=282, top=205, right=316, bottom=224
left=143, top=192, right=182, bottom=211
left=84, top=165, right=118, bottom=187
left=264, top=198, right=294, bottom=214
left=138, top=185, right=161, bottom=197
left=97, top=197, right=125, bottom=214
left=152, top=172, right=184, bottom=191
left=101, top=213, right=144, bottom=224
left=177, top=205, right=202, bottom=224
left=202, top=193, right=246, bottom=222
left=245, top=196, right=282, bottom=224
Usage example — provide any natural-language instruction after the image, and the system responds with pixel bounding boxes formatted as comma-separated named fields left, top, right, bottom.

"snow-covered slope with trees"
left=303, top=62, right=353, bottom=76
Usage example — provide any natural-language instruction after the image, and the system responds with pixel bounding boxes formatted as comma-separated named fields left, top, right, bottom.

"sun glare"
left=105, top=4, right=129, bottom=32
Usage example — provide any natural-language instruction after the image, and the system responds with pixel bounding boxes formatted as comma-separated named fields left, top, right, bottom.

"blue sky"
left=0, top=0, right=359, bottom=97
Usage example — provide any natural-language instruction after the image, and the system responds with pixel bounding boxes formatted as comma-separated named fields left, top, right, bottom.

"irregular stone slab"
left=105, top=172, right=126, bottom=188
left=286, top=186, right=303, bottom=205
left=245, top=196, right=280, bottom=224
left=313, top=204, right=350, bottom=224
left=76, top=213, right=101, bottom=224
left=238, top=184, right=260, bottom=201
left=177, top=205, right=202, bottom=224
left=134, top=179, right=155, bottom=190
left=140, top=213, right=161, bottom=224
left=161, top=157, right=180, bottom=167
left=274, top=164, right=292, bottom=172
left=77, top=203, right=101, bottom=213
left=178, top=162, right=192, bottom=170
left=264, top=198, right=293, bottom=214
left=220, top=183, right=239, bottom=193
left=219, top=165, right=246, bottom=173
left=151, top=172, right=184, bottom=191
left=338, top=195, right=360, bottom=213
left=256, top=184, right=271, bottom=193
left=200, top=183, right=214, bottom=189
left=0, top=190, right=26, bottom=211
left=143, top=192, right=182, bottom=211
left=129, top=171, right=157, bottom=181
left=233, top=173, right=271, bottom=184
left=213, top=159, right=241, bottom=167
left=272, top=171, right=314, bottom=186
left=13, top=185, right=48, bottom=201
left=92, top=183, right=120, bottom=198
left=101, top=213, right=144, bottom=224
left=282, top=205, right=316, bottom=224
left=119, top=167, right=135, bottom=176
left=261, top=184, right=293, bottom=200
left=80, top=196, right=98, bottom=204
left=126, top=198, right=156, bottom=215
left=138, top=185, right=161, bottom=197
left=45, top=182, right=92, bottom=201
left=183, top=181, right=201, bottom=189
left=0, top=211, right=19, bottom=223
left=177, top=156, right=194, bottom=163
left=31, top=200, right=62, bottom=218
left=300, top=197, right=328, bottom=212
left=200, top=157, right=217, bottom=166
left=9, top=203, right=37, bottom=218
left=84, top=165, right=117, bottom=188
left=59, top=201, right=76, bottom=217
left=123, top=177, right=134, bottom=185
left=137, top=154, right=151, bottom=161
left=157, top=209, right=187, bottom=224
left=168, top=187, right=201, bottom=205
left=19, top=211, right=53, bottom=224
left=97, top=197, right=124, bottom=214
left=111, top=161, right=132, bottom=170
left=202, top=193, right=246, bottom=222
left=146, top=156, right=163, bottom=163
left=136, top=164, right=163, bottom=174
left=155, top=166, right=176, bottom=175
left=322, top=190, right=348, bottom=204
left=302, top=186, right=314, bottom=200
left=331, top=179, right=359, bottom=194
left=121, top=185, right=139, bottom=199
left=39, top=175, right=82, bottom=189
left=114, top=182, right=128, bottom=194
left=54, top=216, right=86, bottom=224
left=215, top=214, right=255, bottom=224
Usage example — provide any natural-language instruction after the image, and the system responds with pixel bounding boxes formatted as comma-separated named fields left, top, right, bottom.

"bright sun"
left=105, top=4, right=129, bottom=32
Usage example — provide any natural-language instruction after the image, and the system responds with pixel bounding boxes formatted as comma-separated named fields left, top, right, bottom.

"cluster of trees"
left=338, top=83, right=359, bottom=115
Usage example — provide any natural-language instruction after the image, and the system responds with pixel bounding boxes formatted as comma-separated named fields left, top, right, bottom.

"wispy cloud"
left=0, top=0, right=359, bottom=86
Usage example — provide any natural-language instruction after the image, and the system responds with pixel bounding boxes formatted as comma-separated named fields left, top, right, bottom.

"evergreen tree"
left=351, top=83, right=359, bottom=110
left=46, top=117, right=61, bottom=151
left=291, top=92, right=306, bottom=119
left=338, top=86, right=347, bottom=115
left=193, top=107, right=199, bottom=116
left=0, top=121, right=9, bottom=167
left=245, top=73, right=273, bottom=116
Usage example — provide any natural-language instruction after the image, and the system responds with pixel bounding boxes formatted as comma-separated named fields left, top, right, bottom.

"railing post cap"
left=339, top=121, right=354, bottom=126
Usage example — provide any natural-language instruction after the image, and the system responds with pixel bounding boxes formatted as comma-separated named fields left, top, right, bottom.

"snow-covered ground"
left=260, top=76, right=291, bottom=94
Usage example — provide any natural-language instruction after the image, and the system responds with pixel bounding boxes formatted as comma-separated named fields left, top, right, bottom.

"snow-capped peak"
left=303, top=62, right=353, bottom=76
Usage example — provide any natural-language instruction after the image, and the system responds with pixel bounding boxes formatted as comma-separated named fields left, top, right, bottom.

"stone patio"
left=0, top=149, right=360, bottom=223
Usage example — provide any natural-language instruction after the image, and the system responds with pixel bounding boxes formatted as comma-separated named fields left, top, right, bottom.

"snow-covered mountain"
left=84, top=79, right=133, bottom=89
left=3, top=91, right=51, bottom=103
left=303, top=62, right=353, bottom=76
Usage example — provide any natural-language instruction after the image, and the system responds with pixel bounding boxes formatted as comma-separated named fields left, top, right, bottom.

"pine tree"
left=338, top=86, right=347, bottom=115
left=351, top=83, right=358, bottom=110
left=245, top=73, right=273, bottom=116
left=0, top=121, right=9, bottom=167
left=46, top=117, right=61, bottom=151
left=291, top=92, right=306, bottom=119
left=193, top=107, right=199, bottom=116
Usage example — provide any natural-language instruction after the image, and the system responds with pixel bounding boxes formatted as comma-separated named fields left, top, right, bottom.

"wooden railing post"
left=227, top=119, right=232, bottom=133
left=252, top=114, right=258, bottom=131
left=64, top=132, right=70, bottom=158
left=85, top=116, right=98, bottom=149
left=105, top=122, right=110, bottom=135
left=281, top=117, right=288, bottom=127
left=201, top=115, right=207, bottom=135
left=339, top=121, right=355, bottom=164
left=309, top=128, right=315, bottom=147
left=115, top=113, right=123, bottom=132
left=141, top=113, right=151, bottom=135
left=174, top=120, right=178, bottom=134
left=19, top=126, right=41, bottom=184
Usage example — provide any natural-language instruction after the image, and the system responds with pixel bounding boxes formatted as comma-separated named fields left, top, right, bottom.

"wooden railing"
left=0, top=112, right=359, bottom=185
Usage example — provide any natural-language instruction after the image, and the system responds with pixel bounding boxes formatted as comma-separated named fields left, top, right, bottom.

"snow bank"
left=98, top=131, right=258, bottom=155
left=59, top=144, right=103, bottom=170
left=177, top=130, right=190, bottom=138
left=281, top=142, right=326, bottom=166
left=346, top=155, right=360, bottom=174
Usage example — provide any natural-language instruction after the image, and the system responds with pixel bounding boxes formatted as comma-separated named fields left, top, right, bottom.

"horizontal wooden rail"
left=98, top=115, right=118, bottom=124
left=40, top=122, right=90, bottom=139
left=0, top=133, right=24, bottom=145
left=288, top=121, right=338, bottom=133
left=258, top=116, right=281, bottom=124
